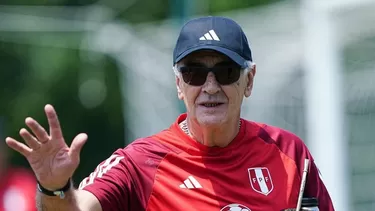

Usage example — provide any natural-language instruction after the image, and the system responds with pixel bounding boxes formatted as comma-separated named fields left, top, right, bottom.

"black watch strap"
left=37, top=179, right=71, bottom=199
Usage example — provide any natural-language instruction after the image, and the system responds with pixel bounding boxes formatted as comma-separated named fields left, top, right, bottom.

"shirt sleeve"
left=303, top=155, right=335, bottom=211
left=259, top=124, right=335, bottom=211
left=78, top=150, right=133, bottom=211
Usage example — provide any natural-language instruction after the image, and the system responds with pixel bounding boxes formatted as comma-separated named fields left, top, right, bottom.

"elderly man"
left=5, top=16, right=334, bottom=211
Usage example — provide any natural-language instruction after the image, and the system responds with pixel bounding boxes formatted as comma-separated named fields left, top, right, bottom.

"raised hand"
left=5, top=104, right=87, bottom=190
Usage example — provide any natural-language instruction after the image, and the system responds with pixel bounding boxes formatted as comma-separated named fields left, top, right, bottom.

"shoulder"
left=78, top=137, right=172, bottom=190
left=94, top=135, right=180, bottom=176
left=121, top=135, right=181, bottom=158
left=79, top=136, right=180, bottom=209
left=243, top=120, right=313, bottom=163
left=243, top=119, right=303, bottom=144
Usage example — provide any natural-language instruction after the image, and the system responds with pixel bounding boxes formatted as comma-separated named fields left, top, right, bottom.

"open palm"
left=5, top=104, right=87, bottom=190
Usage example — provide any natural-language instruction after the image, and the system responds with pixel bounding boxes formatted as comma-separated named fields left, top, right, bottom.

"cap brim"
left=174, top=46, right=248, bottom=69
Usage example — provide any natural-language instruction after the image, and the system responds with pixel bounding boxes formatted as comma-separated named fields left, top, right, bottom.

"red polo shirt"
left=80, top=114, right=334, bottom=211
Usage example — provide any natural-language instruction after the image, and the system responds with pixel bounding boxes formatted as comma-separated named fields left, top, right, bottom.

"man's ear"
left=176, top=75, right=184, bottom=100
left=244, top=64, right=256, bottom=98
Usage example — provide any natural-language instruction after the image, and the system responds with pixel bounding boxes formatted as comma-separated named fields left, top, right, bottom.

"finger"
left=44, top=104, right=63, bottom=140
left=5, top=137, right=32, bottom=157
left=19, top=128, right=41, bottom=150
left=68, top=133, right=88, bottom=161
left=25, top=117, right=50, bottom=143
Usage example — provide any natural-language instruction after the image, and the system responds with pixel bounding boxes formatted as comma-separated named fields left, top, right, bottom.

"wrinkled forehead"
left=179, top=50, right=232, bottom=66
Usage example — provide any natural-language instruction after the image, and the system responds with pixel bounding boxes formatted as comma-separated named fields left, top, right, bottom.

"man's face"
left=176, top=50, right=256, bottom=126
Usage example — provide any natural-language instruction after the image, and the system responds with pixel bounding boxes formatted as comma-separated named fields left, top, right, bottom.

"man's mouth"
left=200, top=103, right=224, bottom=107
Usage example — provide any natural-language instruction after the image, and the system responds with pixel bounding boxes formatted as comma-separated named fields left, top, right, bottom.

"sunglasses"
left=177, top=62, right=243, bottom=86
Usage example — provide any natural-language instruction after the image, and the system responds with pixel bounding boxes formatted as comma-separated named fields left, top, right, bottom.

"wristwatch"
left=37, top=179, right=71, bottom=199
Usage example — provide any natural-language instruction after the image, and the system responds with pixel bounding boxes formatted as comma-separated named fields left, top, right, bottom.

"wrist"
left=37, top=179, right=72, bottom=199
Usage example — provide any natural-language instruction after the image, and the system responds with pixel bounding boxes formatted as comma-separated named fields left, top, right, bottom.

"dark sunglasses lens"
left=180, top=67, right=208, bottom=86
left=215, top=66, right=241, bottom=85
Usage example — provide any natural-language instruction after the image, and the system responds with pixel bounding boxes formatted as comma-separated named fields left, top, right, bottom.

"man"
left=0, top=120, right=37, bottom=211
left=5, top=16, right=334, bottom=211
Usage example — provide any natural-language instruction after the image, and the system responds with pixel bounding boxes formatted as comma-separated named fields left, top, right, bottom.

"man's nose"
left=202, top=72, right=220, bottom=94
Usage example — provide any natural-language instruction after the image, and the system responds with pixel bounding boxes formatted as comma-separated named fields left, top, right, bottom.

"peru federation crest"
left=248, top=167, right=273, bottom=196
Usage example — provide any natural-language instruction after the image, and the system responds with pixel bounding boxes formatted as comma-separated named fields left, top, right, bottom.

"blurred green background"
left=1, top=0, right=375, bottom=210
left=0, top=0, right=277, bottom=186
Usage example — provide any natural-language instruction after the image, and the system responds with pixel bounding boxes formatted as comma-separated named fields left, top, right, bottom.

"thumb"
left=69, top=133, right=88, bottom=161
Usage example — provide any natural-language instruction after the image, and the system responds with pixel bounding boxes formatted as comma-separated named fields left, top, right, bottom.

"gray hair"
left=173, top=61, right=255, bottom=77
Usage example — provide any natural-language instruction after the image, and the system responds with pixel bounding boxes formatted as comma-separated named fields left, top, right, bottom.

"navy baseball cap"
left=173, top=16, right=253, bottom=69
